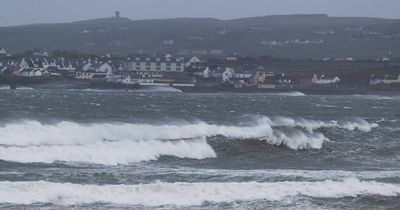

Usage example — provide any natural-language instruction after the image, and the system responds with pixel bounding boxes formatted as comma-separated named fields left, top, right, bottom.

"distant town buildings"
left=0, top=51, right=399, bottom=91
left=370, top=74, right=400, bottom=86
left=312, top=74, right=340, bottom=85
left=124, top=56, right=185, bottom=72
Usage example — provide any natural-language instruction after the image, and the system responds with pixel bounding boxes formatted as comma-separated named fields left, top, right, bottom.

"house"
left=198, top=67, right=233, bottom=81
left=0, top=48, right=6, bottom=55
left=75, top=70, right=106, bottom=80
left=233, top=70, right=254, bottom=83
left=130, top=72, right=154, bottom=84
left=200, top=67, right=212, bottom=78
left=75, top=61, right=113, bottom=80
left=186, top=56, right=201, bottom=67
left=82, top=62, right=113, bottom=73
left=375, top=57, right=390, bottom=62
left=382, top=75, right=400, bottom=85
left=17, top=68, right=48, bottom=77
left=124, top=55, right=185, bottom=72
left=369, top=75, right=382, bottom=85
left=222, top=68, right=235, bottom=82
left=226, top=56, right=238, bottom=61
left=253, top=71, right=267, bottom=84
left=189, top=56, right=200, bottom=63
left=312, top=74, right=340, bottom=85
left=263, top=72, right=292, bottom=85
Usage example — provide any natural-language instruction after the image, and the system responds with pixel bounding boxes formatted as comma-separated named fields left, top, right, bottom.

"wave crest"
left=0, top=178, right=399, bottom=206
left=0, top=116, right=378, bottom=164
left=0, top=138, right=216, bottom=165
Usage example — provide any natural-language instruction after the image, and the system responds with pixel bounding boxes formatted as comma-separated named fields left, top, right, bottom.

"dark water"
left=0, top=89, right=400, bottom=209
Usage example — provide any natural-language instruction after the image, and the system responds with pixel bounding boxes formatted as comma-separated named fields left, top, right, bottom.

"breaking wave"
left=0, top=178, right=399, bottom=206
left=0, top=138, right=216, bottom=165
left=269, top=117, right=378, bottom=132
left=0, top=116, right=378, bottom=164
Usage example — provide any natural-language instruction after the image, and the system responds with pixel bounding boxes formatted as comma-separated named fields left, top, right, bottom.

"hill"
left=0, top=14, right=399, bottom=59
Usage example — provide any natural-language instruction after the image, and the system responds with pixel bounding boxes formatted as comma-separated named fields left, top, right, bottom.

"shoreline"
left=1, top=83, right=400, bottom=96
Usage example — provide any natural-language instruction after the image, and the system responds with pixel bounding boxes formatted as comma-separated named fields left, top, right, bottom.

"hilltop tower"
left=115, top=11, right=120, bottom=18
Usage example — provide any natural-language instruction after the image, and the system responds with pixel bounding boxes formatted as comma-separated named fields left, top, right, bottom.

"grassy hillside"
left=0, top=14, right=399, bottom=59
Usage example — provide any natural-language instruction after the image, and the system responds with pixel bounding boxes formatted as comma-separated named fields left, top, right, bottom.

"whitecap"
left=0, top=179, right=399, bottom=206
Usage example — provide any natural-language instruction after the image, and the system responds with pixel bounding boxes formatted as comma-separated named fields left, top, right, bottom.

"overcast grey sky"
left=1, top=0, right=399, bottom=26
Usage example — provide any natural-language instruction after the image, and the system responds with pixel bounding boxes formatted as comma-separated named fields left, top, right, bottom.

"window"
left=146, top=67, right=151, bottom=70
left=136, top=67, right=140, bottom=70
left=146, top=62, right=150, bottom=66
left=156, top=67, right=161, bottom=71
left=135, top=62, right=140, bottom=66
left=166, top=67, right=171, bottom=71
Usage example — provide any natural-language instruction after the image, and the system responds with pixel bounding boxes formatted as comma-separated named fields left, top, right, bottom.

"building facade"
left=124, top=56, right=185, bottom=72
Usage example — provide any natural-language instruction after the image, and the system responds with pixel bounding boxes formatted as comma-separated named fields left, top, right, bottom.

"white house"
left=189, top=56, right=200, bottom=63
left=222, top=68, right=235, bottom=82
left=18, top=68, right=48, bottom=77
left=33, top=50, right=49, bottom=57
left=202, top=67, right=211, bottom=78
left=0, top=48, right=6, bottom=55
left=312, top=74, right=340, bottom=84
left=97, top=63, right=113, bottom=73
left=375, top=57, right=390, bottom=62
left=226, top=56, right=238, bottom=61
left=382, top=75, right=400, bottom=84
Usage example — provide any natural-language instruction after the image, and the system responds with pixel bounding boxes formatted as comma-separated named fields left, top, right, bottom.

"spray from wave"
left=0, top=178, right=399, bottom=206
left=269, top=117, right=378, bottom=132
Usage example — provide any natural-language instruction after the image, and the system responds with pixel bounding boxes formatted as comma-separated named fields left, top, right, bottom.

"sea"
left=0, top=88, right=400, bottom=209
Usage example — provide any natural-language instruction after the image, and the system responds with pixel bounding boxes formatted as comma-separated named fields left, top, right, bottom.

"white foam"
left=270, top=117, right=378, bottom=133
left=0, top=120, right=326, bottom=150
left=0, top=117, right=377, bottom=164
left=269, top=91, right=306, bottom=96
left=0, top=179, right=399, bottom=206
left=0, top=86, right=10, bottom=90
left=0, top=138, right=216, bottom=165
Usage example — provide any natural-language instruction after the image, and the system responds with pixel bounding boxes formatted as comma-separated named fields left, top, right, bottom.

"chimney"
left=115, top=11, right=120, bottom=18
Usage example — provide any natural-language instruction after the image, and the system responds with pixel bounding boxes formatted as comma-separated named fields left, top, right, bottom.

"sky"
left=0, top=0, right=399, bottom=26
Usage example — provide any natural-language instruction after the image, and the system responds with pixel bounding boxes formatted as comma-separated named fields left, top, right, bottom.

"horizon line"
left=1, top=13, right=399, bottom=28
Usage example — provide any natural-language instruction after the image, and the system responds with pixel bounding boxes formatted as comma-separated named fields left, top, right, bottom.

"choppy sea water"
left=0, top=89, right=400, bottom=209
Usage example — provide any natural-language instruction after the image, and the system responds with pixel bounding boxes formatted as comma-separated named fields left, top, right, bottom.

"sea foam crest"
left=268, top=117, right=378, bottom=132
left=0, top=138, right=216, bottom=165
left=0, top=117, right=376, bottom=164
left=0, top=178, right=399, bottom=206
left=0, top=119, right=326, bottom=149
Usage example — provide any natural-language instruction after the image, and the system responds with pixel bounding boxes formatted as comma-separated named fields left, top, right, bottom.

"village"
left=0, top=47, right=400, bottom=93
